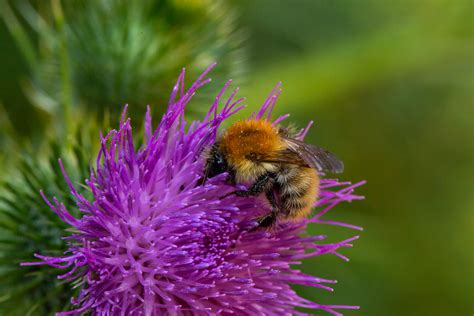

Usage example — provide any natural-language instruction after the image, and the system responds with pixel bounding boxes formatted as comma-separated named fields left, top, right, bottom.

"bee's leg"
left=254, top=190, right=279, bottom=228
left=231, top=173, right=275, bottom=197
left=265, top=190, right=278, bottom=209
left=226, top=170, right=236, bottom=185
left=256, top=212, right=277, bottom=228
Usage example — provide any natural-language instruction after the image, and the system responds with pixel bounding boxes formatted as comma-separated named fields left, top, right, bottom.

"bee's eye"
left=216, top=155, right=225, bottom=165
left=214, top=155, right=227, bottom=170
left=206, top=149, right=228, bottom=178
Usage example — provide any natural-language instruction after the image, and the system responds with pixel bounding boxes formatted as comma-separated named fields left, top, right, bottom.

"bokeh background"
left=0, top=0, right=472, bottom=315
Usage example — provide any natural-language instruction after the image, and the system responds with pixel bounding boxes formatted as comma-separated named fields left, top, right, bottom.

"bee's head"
left=204, top=144, right=229, bottom=180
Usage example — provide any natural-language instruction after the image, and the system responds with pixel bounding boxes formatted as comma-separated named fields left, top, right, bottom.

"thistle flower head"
left=24, top=65, right=364, bottom=315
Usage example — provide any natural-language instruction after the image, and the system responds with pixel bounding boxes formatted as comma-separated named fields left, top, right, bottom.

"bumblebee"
left=204, top=119, right=343, bottom=228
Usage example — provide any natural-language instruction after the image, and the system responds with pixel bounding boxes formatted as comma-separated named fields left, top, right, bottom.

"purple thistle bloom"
left=23, top=64, right=365, bottom=316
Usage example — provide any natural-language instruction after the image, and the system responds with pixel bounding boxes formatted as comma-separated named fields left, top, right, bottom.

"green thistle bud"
left=1, top=0, right=244, bottom=127
left=0, top=123, right=97, bottom=315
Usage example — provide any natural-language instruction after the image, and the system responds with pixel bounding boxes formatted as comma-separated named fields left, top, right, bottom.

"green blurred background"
left=0, top=0, right=473, bottom=315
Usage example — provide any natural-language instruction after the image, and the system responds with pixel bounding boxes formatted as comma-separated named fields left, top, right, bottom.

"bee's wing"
left=278, top=138, right=344, bottom=173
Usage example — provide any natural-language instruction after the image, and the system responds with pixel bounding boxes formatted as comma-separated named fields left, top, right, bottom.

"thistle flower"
left=24, top=65, right=364, bottom=315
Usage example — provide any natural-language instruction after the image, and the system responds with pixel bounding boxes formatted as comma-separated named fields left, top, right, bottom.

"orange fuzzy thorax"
left=219, top=119, right=284, bottom=182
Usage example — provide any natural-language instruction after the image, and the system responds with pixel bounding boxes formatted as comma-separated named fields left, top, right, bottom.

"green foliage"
left=0, top=104, right=18, bottom=173
left=0, top=126, right=96, bottom=315
left=0, top=0, right=244, bottom=132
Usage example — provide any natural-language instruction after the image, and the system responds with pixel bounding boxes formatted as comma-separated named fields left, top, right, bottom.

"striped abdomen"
left=275, top=165, right=319, bottom=220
